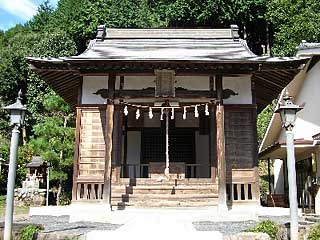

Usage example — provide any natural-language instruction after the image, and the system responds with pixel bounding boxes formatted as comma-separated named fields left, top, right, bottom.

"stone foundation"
left=14, top=188, right=46, bottom=207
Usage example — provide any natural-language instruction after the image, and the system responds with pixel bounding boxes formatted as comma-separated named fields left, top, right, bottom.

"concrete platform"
left=28, top=205, right=301, bottom=239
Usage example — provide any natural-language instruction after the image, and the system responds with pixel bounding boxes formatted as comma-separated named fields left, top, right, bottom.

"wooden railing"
left=226, top=182, right=256, bottom=202
left=121, top=164, right=149, bottom=178
left=120, top=163, right=211, bottom=178
left=76, top=178, right=104, bottom=200
left=226, top=169, right=259, bottom=203
left=299, top=176, right=314, bottom=213
left=185, top=164, right=211, bottom=178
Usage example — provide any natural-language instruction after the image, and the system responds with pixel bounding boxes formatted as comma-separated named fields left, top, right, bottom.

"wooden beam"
left=251, top=78, right=256, bottom=105
left=77, top=77, right=83, bottom=105
left=216, top=75, right=223, bottom=104
left=108, top=73, right=116, bottom=99
left=94, top=88, right=218, bottom=99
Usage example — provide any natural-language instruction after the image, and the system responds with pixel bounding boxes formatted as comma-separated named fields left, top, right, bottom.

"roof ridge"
left=95, top=25, right=240, bottom=40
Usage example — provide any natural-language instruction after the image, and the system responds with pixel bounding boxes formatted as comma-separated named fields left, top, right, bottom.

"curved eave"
left=27, top=57, right=309, bottom=112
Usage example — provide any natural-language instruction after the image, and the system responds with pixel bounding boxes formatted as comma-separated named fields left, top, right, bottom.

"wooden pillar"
left=216, top=75, right=228, bottom=212
left=72, top=107, right=81, bottom=201
left=72, top=78, right=83, bottom=201
left=251, top=80, right=260, bottom=201
left=210, top=103, right=217, bottom=180
left=112, top=105, right=123, bottom=183
left=103, top=73, right=115, bottom=204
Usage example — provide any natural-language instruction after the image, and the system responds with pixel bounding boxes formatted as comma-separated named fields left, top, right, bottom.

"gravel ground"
left=12, top=215, right=299, bottom=236
left=17, top=215, right=122, bottom=235
left=193, top=215, right=297, bottom=235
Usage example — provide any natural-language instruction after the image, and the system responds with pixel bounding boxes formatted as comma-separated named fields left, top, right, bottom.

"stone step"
left=118, top=178, right=216, bottom=185
left=304, top=216, right=320, bottom=223
left=112, top=185, right=217, bottom=190
left=298, top=221, right=315, bottom=226
left=111, top=198, right=218, bottom=208
left=112, top=185, right=217, bottom=194
left=111, top=193, right=218, bottom=200
left=113, top=190, right=217, bottom=195
left=303, top=213, right=320, bottom=217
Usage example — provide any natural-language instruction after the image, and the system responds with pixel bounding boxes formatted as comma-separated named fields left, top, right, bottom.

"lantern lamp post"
left=2, top=90, right=26, bottom=240
left=275, top=91, right=303, bottom=240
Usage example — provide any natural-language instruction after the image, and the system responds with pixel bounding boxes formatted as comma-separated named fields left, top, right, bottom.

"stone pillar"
left=274, top=159, right=284, bottom=194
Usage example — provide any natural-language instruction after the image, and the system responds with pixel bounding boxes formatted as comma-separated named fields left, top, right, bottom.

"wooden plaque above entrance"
left=155, top=69, right=175, bottom=98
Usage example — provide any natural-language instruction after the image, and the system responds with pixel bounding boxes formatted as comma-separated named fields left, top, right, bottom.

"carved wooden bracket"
left=94, top=88, right=238, bottom=100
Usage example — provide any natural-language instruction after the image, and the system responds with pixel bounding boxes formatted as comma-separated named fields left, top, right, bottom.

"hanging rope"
left=123, top=102, right=211, bottom=120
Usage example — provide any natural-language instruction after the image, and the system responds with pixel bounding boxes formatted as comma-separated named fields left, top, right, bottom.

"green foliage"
left=308, top=224, right=320, bottom=240
left=16, top=144, right=34, bottom=187
left=0, top=195, right=5, bottom=207
left=267, top=0, right=320, bottom=56
left=257, top=100, right=277, bottom=144
left=30, top=91, right=74, bottom=184
left=0, top=137, right=9, bottom=193
left=257, top=101, right=277, bottom=200
left=245, top=220, right=279, bottom=240
left=51, top=0, right=166, bottom=51
left=20, top=225, right=43, bottom=240
left=27, top=1, right=54, bottom=32
left=259, top=159, right=273, bottom=204
left=58, top=190, right=72, bottom=205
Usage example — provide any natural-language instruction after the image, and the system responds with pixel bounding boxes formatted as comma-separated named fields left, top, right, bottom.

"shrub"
left=245, top=220, right=279, bottom=240
left=308, top=224, right=320, bottom=240
left=58, top=190, right=72, bottom=206
left=20, top=225, right=43, bottom=240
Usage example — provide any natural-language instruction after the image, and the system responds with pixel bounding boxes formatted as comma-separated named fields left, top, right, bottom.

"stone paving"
left=3, top=206, right=302, bottom=239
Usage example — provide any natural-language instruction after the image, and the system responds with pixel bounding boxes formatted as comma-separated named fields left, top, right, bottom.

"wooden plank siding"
left=79, top=108, right=106, bottom=177
left=73, top=106, right=107, bottom=201
left=224, top=105, right=259, bottom=202
left=72, top=104, right=259, bottom=204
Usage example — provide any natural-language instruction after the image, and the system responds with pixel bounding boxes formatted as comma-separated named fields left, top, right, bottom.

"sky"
left=0, top=0, right=58, bottom=31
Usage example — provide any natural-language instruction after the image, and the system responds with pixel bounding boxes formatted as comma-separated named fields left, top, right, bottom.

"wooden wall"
left=224, top=105, right=259, bottom=202
left=73, top=106, right=107, bottom=201
left=78, top=107, right=106, bottom=177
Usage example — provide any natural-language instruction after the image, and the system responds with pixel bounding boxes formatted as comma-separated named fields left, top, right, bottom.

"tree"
left=267, top=0, right=320, bottom=56
left=152, top=0, right=269, bottom=55
left=50, top=0, right=165, bottom=52
left=27, top=1, right=54, bottom=32
left=30, top=92, right=74, bottom=205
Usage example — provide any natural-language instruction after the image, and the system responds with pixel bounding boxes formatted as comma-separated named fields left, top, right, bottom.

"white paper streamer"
left=124, top=106, right=128, bottom=116
left=136, top=108, right=140, bottom=119
left=205, top=103, right=209, bottom=116
left=183, top=106, right=187, bottom=120
left=194, top=105, right=199, bottom=118
left=160, top=107, right=164, bottom=120
left=171, top=107, right=174, bottom=120
left=149, top=107, right=153, bottom=119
